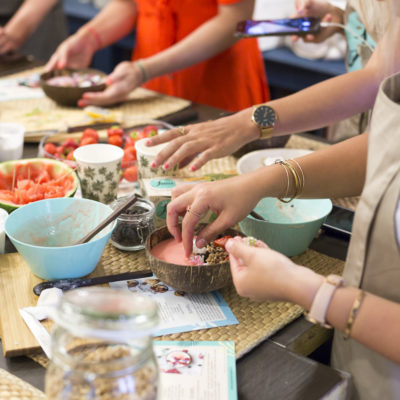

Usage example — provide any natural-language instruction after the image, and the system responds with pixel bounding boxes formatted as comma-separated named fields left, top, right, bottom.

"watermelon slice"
left=0, top=158, right=78, bottom=212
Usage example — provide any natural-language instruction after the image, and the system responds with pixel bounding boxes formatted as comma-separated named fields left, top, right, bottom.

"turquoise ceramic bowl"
left=5, top=197, right=115, bottom=280
left=239, top=198, right=332, bottom=257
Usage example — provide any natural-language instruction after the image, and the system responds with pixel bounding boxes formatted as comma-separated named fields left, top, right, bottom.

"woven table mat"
left=29, top=246, right=344, bottom=368
left=0, top=368, right=45, bottom=399
left=0, top=67, right=190, bottom=134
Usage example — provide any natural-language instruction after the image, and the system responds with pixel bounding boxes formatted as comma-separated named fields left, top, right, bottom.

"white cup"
left=73, top=144, right=124, bottom=204
left=0, top=123, right=25, bottom=162
left=0, top=208, right=8, bottom=254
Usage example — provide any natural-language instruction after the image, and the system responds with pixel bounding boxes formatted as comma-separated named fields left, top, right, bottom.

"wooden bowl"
left=146, top=225, right=244, bottom=294
left=40, top=68, right=106, bottom=107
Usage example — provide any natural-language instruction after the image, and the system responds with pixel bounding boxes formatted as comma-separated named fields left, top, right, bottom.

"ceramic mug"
left=74, top=144, right=124, bottom=204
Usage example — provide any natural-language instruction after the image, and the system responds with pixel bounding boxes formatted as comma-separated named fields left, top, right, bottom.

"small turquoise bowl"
left=5, top=197, right=115, bottom=280
left=239, top=198, right=332, bottom=257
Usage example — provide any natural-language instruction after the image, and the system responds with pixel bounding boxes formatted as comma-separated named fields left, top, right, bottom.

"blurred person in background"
left=46, top=0, right=270, bottom=112
left=0, top=0, right=68, bottom=61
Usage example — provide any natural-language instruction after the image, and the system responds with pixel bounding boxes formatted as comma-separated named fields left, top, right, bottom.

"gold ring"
left=178, top=126, right=187, bottom=136
left=186, top=205, right=202, bottom=218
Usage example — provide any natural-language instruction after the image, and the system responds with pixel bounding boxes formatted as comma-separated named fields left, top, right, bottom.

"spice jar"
left=110, top=197, right=155, bottom=251
left=45, top=287, right=159, bottom=400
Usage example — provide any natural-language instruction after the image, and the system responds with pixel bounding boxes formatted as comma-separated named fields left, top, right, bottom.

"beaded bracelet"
left=344, top=290, right=366, bottom=339
left=135, top=59, right=149, bottom=84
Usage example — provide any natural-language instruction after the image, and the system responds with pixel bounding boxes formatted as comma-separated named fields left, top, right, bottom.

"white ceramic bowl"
left=236, top=148, right=313, bottom=175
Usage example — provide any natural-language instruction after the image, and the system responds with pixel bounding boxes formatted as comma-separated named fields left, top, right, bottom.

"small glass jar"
left=45, top=287, right=159, bottom=400
left=110, top=197, right=155, bottom=251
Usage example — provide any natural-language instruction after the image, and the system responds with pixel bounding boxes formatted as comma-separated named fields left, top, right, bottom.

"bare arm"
left=0, top=0, right=59, bottom=54
left=227, top=239, right=400, bottom=364
left=142, top=0, right=254, bottom=79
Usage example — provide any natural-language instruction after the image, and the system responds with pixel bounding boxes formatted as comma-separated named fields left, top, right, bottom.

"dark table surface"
left=0, top=63, right=350, bottom=399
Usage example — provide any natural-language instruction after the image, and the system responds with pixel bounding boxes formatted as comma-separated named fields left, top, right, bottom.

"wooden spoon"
left=74, top=194, right=138, bottom=245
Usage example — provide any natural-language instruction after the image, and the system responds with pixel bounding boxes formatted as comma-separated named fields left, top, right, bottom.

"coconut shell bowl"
left=146, top=225, right=244, bottom=294
left=40, top=68, right=106, bottom=107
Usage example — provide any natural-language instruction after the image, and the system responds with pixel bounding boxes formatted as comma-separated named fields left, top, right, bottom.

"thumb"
left=225, top=237, right=254, bottom=263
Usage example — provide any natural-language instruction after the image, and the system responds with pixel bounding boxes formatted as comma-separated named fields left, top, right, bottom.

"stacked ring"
left=186, top=205, right=202, bottom=218
left=178, top=126, right=187, bottom=136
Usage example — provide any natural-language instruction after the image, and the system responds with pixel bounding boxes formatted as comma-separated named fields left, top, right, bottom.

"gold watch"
left=251, top=104, right=277, bottom=138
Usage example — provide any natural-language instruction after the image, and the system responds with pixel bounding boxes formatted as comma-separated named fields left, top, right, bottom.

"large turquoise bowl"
left=5, top=197, right=115, bottom=280
left=239, top=198, right=332, bottom=257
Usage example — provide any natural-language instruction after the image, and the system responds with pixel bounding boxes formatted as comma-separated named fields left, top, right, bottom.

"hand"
left=45, top=29, right=97, bottom=71
left=146, top=108, right=260, bottom=172
left=166, top=173, right=264, bottom=257
left=0, top=27, right=18, bottom=55
left=77, top=61, right=143, bottom=107
left=226, top=236, right=323, bottom=305
left=292, top=0, right=344, bottom=44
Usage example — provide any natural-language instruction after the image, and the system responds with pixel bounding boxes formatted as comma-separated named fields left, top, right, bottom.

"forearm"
left=76, top=0, right=137, bottom=50
left=4, top=0, right=59, bottom=47
left=289, top=267, right=400, bottom=363
left=142, top=0, right=254, bottom=79
left=251, top=133, right=368, bottom=200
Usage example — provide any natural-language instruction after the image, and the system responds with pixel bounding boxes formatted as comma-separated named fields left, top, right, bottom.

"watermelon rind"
left=0, top=158, right=78, bottom=213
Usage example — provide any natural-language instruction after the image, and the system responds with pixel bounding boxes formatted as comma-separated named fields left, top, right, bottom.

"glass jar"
left=110, top=197, right=155, bottom=251
left=45, top=287, right=159, bottom=400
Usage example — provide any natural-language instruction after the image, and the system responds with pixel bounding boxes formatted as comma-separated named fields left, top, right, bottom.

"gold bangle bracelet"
left=288, top=158, right=305, bottom=197
left=344, top=290, right=366, bottom=339
left=276, top=161, right=291, bottom=202
left=284, top=161, right=300, bottom=198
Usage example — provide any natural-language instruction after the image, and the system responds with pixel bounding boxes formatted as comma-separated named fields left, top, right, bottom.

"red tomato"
left=81, top=128, right=99, bottom=142
left=63, top=138, right=79, bottom=150
left=124, top=145, right=137, bottom=161
left=66, top=151, right=75, bottom=161
left=129, top=130, right=140, bottom=140
left=107, top=126, right=124, bottom=138
left=123, top=165, right=138, bottom=182
left=124, top=136, right=136, bottom=148
left=80, top=137, right=97, bottom=146
left=108, top=135, right=123, bottom=147
left=142, top=125, right=158, bottom=137
left=44, top=143, right=57, bottom=155
left=213, top=236, right=233, bottom=249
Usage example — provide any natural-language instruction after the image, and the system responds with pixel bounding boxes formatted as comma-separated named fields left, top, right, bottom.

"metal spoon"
left=74, top=194, right=137, bottom=245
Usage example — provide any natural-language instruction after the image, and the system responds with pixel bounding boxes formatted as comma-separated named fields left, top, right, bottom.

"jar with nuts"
left=45, top=287, right=159, bottom=399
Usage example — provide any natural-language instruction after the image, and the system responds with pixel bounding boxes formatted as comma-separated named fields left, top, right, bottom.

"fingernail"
left=196, top=238, right=207, bottom=248
left=78, top=100, right=87, bottom=107
left=163, top=163, right=169, bottom=170
left=105, top=77, right=113, bottom=85
left=150, top=161, right=156, bottom=168
left=145, top=139, right=151, bottom=146
left=225, top=239, right=234, bottom=251
left=190, top=165, right=196, bottom=172
left=57, top=61, right=65, bottom=69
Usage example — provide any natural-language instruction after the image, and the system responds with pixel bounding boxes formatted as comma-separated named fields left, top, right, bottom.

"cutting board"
left=0, top=253, right=109, bottom=357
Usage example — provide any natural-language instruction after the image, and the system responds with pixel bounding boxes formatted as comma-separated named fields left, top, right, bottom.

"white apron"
left=331, top=72, right=400, bottom=399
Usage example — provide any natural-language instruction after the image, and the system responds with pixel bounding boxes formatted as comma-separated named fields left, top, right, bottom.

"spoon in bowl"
left=74, top=194, right=138, bottom=245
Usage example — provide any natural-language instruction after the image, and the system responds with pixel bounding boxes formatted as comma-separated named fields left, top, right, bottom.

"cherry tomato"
left=123, top=165, right=138, bottom=182
left=107, top=126, right=124, bottom=138
left=44, top=143, right=57, bottom=155
left=63, top=138, right=79, bottom=149
left=81, top=128, right=99, bottom=142
left=108, top=135, right=123, bottom=147
left=80, top=136, right=97, bottom=146
left=124, top=136, right=136, bottom=148
left=124, top=145, right=137, bottom=160
left=213, top=236, right=233, bottom=249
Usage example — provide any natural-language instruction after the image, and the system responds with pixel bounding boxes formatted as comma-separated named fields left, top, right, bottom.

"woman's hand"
left=292, top=0, right=344, bottom=43
left=166, top=172, right=265, bottom=257
left=226, top=236, right=323, bottom=305
left=77, top=61, right=143, bottom=107
left=146, top=108, right=260, bottom=172
left=45, top=29, right=97, bottom=71
left=0, top=28, right=18, bottom=55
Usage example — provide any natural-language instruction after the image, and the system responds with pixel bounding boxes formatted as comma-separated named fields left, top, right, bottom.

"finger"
left=162, top=140, right=202, bottom=171
left=151, top=137, right=188, bottom=168
left=171, top=183, right=196, bottom=200
left=181, top=199, right=210, bottom=257
left=194, top=212, right=233, bottom=249
left=189, top=148, right=217, bottom=172
left=225, top=237, right=255, bottom=264
left=179, top=155, right=196, bottom=169
left=79, top=85, right=125, bottom=107
left=146, top=127, right=185, bottom=147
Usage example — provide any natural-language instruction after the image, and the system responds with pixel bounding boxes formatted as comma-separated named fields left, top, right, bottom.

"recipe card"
left=154, top=341, right=237, bottom=400
left=109, top=276, right=238, bottom=336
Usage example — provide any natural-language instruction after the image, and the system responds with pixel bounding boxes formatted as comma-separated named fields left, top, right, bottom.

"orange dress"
left=132, top=0, right=269, bottom=112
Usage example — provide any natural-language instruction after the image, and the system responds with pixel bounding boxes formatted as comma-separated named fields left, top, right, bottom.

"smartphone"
left=322, top=204, right=354, bottom=238
left=235, top=17, right=321, bottom=38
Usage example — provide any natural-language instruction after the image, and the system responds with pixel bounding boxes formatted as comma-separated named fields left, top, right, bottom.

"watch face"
left=254, top=105, right=275, bottom=128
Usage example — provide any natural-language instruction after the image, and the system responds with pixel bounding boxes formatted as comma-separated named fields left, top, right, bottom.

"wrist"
left=133, top=59, right=150, bottom=84
left=78, top=26, right=101, bottom=52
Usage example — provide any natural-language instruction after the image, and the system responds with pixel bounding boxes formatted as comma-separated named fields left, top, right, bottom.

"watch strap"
left=305, top=274, right=343, bottom=328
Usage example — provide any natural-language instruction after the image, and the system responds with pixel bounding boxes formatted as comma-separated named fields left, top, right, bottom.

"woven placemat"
left=29, top=245, right=343, bottom=369
left=0, top=67, right=190, bottom=134
left=0, top=368, right=45, bottom=399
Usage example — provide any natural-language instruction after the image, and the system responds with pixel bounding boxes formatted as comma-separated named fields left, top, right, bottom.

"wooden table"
left=0, top=62, right=349, bottom=398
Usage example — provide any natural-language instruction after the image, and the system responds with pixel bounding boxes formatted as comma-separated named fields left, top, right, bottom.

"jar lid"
left=51, top=287, right=159, bottom=340
left=110, top=196, right=155, bottom=219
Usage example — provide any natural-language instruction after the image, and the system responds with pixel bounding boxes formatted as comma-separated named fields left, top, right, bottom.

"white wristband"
left=305, top=274, right=343, bottom=328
